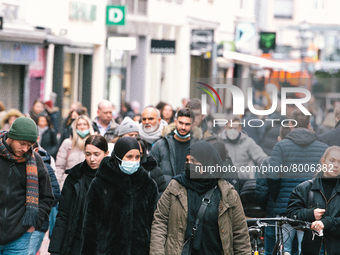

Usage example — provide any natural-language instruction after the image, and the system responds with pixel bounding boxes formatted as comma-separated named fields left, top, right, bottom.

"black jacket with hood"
left=268, top=128, right=328, bottom=215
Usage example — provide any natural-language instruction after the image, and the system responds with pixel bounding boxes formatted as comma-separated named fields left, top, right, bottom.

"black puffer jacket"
left=49, top=160, right=95, bottom=255
left=286, top=174, right=340, bottom=255
left=81, top=157, right=158, bottom=255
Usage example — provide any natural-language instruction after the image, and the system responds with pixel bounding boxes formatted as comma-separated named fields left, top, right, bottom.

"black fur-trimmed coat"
left=81, top=157, right=158, bottom=255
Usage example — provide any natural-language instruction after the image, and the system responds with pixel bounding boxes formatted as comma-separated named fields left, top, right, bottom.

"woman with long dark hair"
left=49, top=135, right=109, bottom=255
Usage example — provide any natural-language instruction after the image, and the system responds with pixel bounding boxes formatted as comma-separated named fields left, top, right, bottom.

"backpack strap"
left=190, top=186, right=217, bottom=238
left=9, top=162, right=26, bottom=189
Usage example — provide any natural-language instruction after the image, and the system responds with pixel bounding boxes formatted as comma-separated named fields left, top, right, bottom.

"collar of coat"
left=65, top=160, right=92, bottom=179
left=95, top=156, right=149, bottom=190
left=310, top=173, right=340, bottom=193
left=169, top=178, right=237, bottom=217
left=161, top=122, right=203, bottom=140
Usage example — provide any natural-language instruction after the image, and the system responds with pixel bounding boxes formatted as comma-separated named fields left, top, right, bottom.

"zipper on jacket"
left=318, top=190, right=332, bottom=255
left=3, top=167, right=12, bottom=244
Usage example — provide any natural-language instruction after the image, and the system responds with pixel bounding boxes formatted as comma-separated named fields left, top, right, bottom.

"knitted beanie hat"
left=118, top=117, right=139, bottom=136
left=9, top=117, right=38, bottom=142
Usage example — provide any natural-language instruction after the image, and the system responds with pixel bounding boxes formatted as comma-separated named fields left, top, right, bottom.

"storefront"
left=0, top=41, right=46, bottom=113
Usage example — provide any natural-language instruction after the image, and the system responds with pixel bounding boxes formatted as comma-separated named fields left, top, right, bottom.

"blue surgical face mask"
left=174, top=129, right=191, bottom=139
left=77, top=129, right=90, bottom=138
left=115, top=155, right=140, bottom=175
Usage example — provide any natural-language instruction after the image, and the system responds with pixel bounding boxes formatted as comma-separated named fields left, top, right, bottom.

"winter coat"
left=93, top=117, right=119, bottom=142
left=36, top=147, right=61, bottom=233
left=49, top=160, right=95, bottom=255
left=142, top=155, right=167, bottom=193
left=55, top=138, right=85, bottom=189
left=201, top=118, right=213, bottom=139
left=149, top=179, right=251, bottom=255
left=81, top=157, right=158, bottom=255
left=149, top=123, right=203, bottom=187
left=218, top=129, right=267, bottom=179
left=267, top=128, right=328, bottom=215
left=242, top=113, right=264, bottom=145
left=40, top=128, right=58, bottom=159
left=318, top=120, right=340, bottom=146
left=286, top=176, right=340, bottom=255
left=46, top=107, right=60, bottom=133
left=261, top=112, right=284, bottom=156
left=255, top=158, right=276, bottom=217
left=0, top=149, right=54, bottom=245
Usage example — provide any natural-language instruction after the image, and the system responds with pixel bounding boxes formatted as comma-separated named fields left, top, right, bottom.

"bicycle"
left=247, top=217, right=322, bottom=255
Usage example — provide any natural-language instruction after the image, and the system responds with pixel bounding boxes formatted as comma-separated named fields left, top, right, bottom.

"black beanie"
left=8, top=117, right=38, bottom=142
left=112, top=137, right=140, bottom=162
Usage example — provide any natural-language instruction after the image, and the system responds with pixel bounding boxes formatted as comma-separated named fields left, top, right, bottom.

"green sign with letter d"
left=106, top=6, right=125, bottom=26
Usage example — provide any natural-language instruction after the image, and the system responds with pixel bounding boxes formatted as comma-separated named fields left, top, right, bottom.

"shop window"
left=274, top=0, right=293, bottom=19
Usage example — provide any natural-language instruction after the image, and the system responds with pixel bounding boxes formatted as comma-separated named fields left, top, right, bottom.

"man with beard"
left=138, top=106, right=168, bottom=151
left=150, top=108, right=200, bottom=187
left=0, top=117, right=54, bottom=254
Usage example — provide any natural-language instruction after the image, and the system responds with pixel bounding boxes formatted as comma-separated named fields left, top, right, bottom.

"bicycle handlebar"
left=246, top=217, right=312, bottom=230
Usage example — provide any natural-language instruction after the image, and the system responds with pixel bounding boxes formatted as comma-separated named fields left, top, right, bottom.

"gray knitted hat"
left=118, top=117, right=139, bottom=136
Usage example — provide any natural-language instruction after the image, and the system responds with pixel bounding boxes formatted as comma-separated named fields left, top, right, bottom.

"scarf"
left=38, top=126, right=49, bottom=138
left=138, top=119, right=168, bottom=145
left=0, top=131, right=39, bottom=227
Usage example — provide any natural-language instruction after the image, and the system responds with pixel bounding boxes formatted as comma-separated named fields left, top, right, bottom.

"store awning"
left=223, top=50, right=288, bottom=70
left=0, top=28, right=71, bottom=46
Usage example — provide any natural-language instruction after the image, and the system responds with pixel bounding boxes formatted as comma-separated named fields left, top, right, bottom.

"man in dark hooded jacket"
left=267, top=109, right=328, bottom=254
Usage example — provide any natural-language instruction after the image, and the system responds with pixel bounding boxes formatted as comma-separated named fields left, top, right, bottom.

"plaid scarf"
left=0, top=131, right=39, bottom=227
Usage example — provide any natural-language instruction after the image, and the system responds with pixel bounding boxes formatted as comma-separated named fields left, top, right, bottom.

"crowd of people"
left=0, top=96, right=339, bottom=255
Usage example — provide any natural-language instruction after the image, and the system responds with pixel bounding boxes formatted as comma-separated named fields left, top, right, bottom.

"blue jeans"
left=0, top=232, right=32, bottom=255
left=277, top=222, right=303, bottom=255
left=49, top=205, right=58, bottom=238
left=264, top=226, right=276, bottom=255
left=28, top=231, right=45, bottom=255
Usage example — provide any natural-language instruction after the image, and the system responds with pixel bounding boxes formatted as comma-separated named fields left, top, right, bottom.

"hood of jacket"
left=95, top=156, right=149, bottom=191
left=161, top=122, right=203, bottom=140
left=35, top=145, right=51, bottom=165
left=218, top=129, right=248, bottom=144
left=286, top=128, right=317, bottom=146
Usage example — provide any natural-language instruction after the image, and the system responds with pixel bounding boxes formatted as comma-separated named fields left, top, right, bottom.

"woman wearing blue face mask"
left=81, top=137, right=159, bottom=255
left=55, top=115, right=95, bottom=189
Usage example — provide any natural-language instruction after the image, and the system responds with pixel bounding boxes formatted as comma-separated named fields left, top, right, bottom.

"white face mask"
left=226, top=129, right=240, bottom=140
